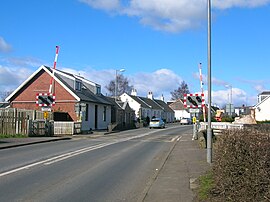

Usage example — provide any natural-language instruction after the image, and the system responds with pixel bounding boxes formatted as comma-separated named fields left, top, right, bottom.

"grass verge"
left=0, top=134, right=27, bottom=138
left=197, top=171, right=214, bottom=201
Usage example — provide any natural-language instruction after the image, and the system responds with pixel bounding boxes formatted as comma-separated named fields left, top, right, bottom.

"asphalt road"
left=0, top=125, right=192, bottom=202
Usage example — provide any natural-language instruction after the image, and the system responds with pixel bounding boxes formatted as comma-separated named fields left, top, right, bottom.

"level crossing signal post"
left=36, top=93, right=55, bottom=136
left=184, top=93, right=205, bottom=140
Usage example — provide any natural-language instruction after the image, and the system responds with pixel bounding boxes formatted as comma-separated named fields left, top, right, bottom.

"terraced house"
left=120, top=90, right=174, bottom=123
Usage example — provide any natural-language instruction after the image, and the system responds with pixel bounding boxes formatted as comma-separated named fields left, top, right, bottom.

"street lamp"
left=207, top=0, right=212, bottom=164
left=225, top=84, right=233, bottom=117
left=115, top=68, right=125, bottom=101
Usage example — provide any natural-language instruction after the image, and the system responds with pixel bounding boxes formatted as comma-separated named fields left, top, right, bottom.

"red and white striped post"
left=199, top=63, right=206, bottom=122
left=49, top=46, right=60, bottom=94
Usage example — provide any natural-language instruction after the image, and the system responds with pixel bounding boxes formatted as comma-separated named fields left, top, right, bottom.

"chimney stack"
left=131, top=89, right=137, bottom=96
left=161, top=94, right=164, bottom=102
left=147, top=91, right=153, bottom=100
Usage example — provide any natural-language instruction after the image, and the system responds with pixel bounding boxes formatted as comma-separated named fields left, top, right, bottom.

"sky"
left=1, top=0, right=270, bottom=107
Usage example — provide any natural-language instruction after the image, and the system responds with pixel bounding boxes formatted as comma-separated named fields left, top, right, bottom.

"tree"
left=170, top=81, right=190, bottom=100
left=0, top=90, right=13, bottom=102
left=105, top=74, right=133, bottom=96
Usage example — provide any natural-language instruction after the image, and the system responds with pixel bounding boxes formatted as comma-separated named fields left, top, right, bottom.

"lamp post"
left=207, top=0, right=212, bottom=164
left=115, top=68, right=125, bottom=101
left=225, top=84, right=233, bottom=117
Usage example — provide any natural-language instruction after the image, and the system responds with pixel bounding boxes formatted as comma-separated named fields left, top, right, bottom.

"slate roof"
left=259, top=91, right=270, bottom=95
left=106, top=97, right=124, bottom=110
left=0, top=102, right=9, bottom=108
left=138, top=96, right=161, bottom=110
left=129, top=94, right=173, bottom=112
left=52, top=67, right=111, bottom=105
left=6, top=65, right=111, bottom=106
left=129, top=95, right=150, bottom=108
left=169, top=99, right=186, bottom=110
left=155, top=99, right=174, bottom=113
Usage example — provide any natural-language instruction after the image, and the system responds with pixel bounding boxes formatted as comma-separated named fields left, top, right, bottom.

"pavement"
left=0, top=136, right=72, bottom=149
left=0, top=132, right=210, bottom=202
left=142, top=133, right=211, bottom=202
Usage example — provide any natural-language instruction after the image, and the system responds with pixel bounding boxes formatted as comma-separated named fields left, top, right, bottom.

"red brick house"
left=5, top=65, right=112, bottom=131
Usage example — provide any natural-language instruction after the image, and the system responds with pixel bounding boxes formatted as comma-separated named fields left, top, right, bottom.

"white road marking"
left=170, top=136, right=180, bottom=142
left=0, top=130, right=160, bottom=177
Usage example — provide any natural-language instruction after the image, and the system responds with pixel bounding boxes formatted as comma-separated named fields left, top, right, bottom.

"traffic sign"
left=41, top=107, right=52, bottom=112
left=36, top=93, right=55, bottom=107
left=192, top=117, right=197, bottom=123
left=184, top=93, right=205, bottom=108
left=43, top=111, right=48, bottom=119
left=189, top=108, right=200, bottom=113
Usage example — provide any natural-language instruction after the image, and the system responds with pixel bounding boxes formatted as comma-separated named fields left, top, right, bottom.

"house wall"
left=255, top=98, right=270, bottom=121
left=120, top=94, right=141, bottom=118
left=10, top=69, right=78, bottom=120
left=164, top=112, right=175, bottom=123
left=258, top=94, right=270, bottom=103
left=81, top=104, right=111, bottom=130
left=174, top=110, right=190, bottom=120
left=57, top=73, right=74, bottom=89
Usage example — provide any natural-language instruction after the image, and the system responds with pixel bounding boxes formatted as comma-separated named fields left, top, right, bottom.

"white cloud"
left=131, top=68, right=182, bottom=101
left=0, top=55, right=43, bottom=95
left=0, top=65, right=32, bottom=91
left=0, top=37, right=12, bottom=53
left=193, top=72, right=228, bottom=87
left=59, top=67, right=113, bottom=92
left=213, top=0, right=270, bottom=9
left=60, top=67, right=182, bottom=101
left=254, top=84, right=267, bottom=92
left=79, top=0, right=121, bottom=11
left=59, top=67, right=256, bottom=106
left=5, top=57, right=43, bottom=68
left=1, top=64, right=255, bottom=106
left=204, top=87, right=248, bottom=108
left=79, top=0, right=270, bottom=32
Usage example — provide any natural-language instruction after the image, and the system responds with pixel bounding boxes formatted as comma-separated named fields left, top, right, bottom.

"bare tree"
left=0, top=90, right=13, bottom=102
left=105, top=74, right=133, bottom=96
left=170, top=81, right=190, bottom=100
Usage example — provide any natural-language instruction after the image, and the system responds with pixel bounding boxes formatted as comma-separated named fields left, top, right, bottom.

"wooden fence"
left=0, top=108, right=81, bottom=136
left=0, top=110, right=29, bottom=135
left=0, top=108, right=53, bottom=120
left=54, top=122, right=74, bottom=135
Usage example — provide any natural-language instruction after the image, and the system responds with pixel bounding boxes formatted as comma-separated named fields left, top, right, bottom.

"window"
left=96, top=86, right=101, bottom=94
left=103, top=106, right=107, bottom=121
left=75, top=80, right=82, bottom=91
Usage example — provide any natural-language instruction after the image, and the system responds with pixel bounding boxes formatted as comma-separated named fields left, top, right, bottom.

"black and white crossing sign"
left=36, top=93, right=55, bottom=107
left=184, top=93, right=205, bottom=108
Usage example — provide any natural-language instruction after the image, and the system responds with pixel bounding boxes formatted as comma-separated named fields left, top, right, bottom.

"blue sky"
left=1, top=0, right=270, bottom=107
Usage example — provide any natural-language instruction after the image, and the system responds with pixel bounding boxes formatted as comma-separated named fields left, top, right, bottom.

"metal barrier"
left=199, top=122, right=244, bottom=130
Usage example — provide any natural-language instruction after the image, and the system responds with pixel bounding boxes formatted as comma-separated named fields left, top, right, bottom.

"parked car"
left=149, top=118, right=165, bottom=129
left=180, top=118, right=191, bottom=125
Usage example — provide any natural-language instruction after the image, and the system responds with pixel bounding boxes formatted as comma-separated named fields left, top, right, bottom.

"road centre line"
left=0, top=130, right=160, bottom=177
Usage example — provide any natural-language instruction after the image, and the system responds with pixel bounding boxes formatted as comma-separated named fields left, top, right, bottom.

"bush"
left=210, top=125, right=270, bottom=201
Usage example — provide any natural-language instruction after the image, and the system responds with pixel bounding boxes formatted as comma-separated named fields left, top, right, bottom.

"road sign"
left=43, top=111, right=48, bottom=119
left=189, top=108, right=200, bottom=113
left=192, top=117, right=197, bottom=123
left=36, top=93, right=55, bottom=107
left=184, top=93, right=205, bottom=108
left=41, top=106, right=52, bottom=112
